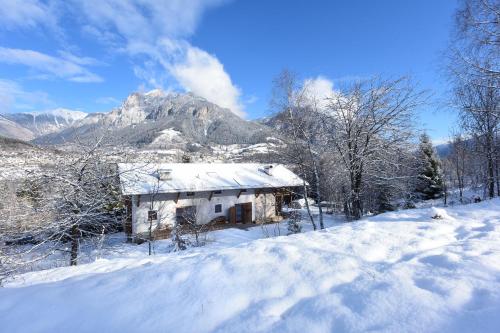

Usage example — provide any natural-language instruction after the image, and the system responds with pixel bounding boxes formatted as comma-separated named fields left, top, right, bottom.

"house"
left=118, top=163, right=305, bottom=241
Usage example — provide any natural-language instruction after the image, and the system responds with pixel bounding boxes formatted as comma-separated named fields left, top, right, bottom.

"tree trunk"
left=311, top=160, right=324, bottom=229
left=443, top=180, right=448, bottom=206
left=495, top=157, right=500, bottom=197
left=148, top=218, right=153, bottom=256
left=350, top=170, right=363, bottom=220
left=342, top=187, right=350, bottom=218
left=484, top=131, right=495, bottom=199
left=70, top=225, right=79, bottom=266
left=351, top=194, right=362, bottom=220
left=487, top=153, right=495, bottom=198
left=302, top=180, right=316, bottom=230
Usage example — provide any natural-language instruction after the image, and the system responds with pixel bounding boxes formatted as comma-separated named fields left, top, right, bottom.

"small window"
left=213, top=190, right=222, bottom=194
left=148, top=210, right=158, bottom=220
left=186, top=192, right=195, bottom=196
left=240, top=189, right=247, bottom=193
left=215, top=204, right=222, bottom=213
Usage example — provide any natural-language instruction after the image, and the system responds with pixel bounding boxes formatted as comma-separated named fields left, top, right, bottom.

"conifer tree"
left=375, top=184, right=396, bottom=214
left=415, top=134, right=444, bottom=200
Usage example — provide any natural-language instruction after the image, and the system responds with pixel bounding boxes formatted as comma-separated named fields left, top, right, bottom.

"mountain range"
left=1, top=108, right=88, bottom=141
left=1, top=90, right=276, bottom=149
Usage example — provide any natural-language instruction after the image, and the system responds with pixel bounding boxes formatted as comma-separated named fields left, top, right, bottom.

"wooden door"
left=236, top=204, right=243, bottom=222
left=243, top=202, right=252, bottom=224
left=275, top=193, right=283, bottom=216
left=229, top=206, right=236, bottom=224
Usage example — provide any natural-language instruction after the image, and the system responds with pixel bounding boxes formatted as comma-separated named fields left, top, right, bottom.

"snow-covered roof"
left=118, top=163, right=304, bottom=195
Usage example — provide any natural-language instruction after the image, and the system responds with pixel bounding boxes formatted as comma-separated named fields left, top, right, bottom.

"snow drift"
left=1, top=200, right=500, bottom=333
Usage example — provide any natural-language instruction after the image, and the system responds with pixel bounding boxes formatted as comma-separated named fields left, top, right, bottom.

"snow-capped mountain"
left=4, top=108, right=88, bottom=137
left=0, top=114, right=35, bottom=141
left=35, top=90, right=274, bottom=148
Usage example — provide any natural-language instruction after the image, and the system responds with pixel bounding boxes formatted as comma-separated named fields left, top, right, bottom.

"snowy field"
left=1, top=200, right=500, bottom=332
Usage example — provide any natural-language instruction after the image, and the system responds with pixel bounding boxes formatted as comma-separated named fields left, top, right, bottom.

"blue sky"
left=0, top=0, right=458, bottom=142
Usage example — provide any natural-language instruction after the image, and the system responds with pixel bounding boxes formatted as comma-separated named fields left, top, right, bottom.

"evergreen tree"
left=375, top=184, right=396, bottom=214
left=415, top=134, right=444, bottom=200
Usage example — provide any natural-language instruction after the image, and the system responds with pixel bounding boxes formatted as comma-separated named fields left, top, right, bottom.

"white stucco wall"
left=255, top=192, right=276, bottom=222
left=131, top=189, right=277, bottom=235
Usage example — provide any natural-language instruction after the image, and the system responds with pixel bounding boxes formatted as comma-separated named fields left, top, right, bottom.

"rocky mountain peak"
left=29, top=90, right=275, bottom=148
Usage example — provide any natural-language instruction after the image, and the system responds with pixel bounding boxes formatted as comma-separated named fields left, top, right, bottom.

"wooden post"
left=208, top=191, right=214, bottom=201
left=174, top=192, right=180, bottom=204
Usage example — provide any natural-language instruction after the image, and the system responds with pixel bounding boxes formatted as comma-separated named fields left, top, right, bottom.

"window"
left=186, top=192, right=195, bottom=196
left=240, top=189, right=247, bottom=193
left=176, top=206, right=196, bottom=224
left=213, top=190, right=222, bottom=194
left=148, top=210, right=158, bottom=220
left=215, top=204, right=222, bottom=213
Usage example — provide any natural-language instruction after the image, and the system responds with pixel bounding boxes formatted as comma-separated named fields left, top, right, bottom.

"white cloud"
left=96, top=96, right=120, bottom=105
left=0, top=0, right=55, bottom=30
left=76, top=0, right=226, bottom=42
left=0, top=79, right=53, bottom=112
left=302, top=76, right=339, bottom=109
left=0, top=47, right=103, bottom=83
left=0, top=1, right=244, bottom=116
left=74, top=0, right=245, bottom=116
left=58, top=50, right=102, bottom=66
left=164, top=41, right=244, bottom=117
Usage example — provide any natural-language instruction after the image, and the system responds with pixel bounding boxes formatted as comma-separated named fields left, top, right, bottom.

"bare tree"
left=448, top=133, right=472, bottom=202
left=454, top=76, right=499, bottom=198
left=323, top=77, right=423, bottom=219
left=43, top=140, right=124, bottom=266
left=446, top=0, right=500, bottom=198
left=0, top=138, right=125, bottom=283
left=145, top=176, right=163, bottom=256
left=450, top=0, right=500, bottom=87
left=270, top=70, right=326, bottom=229
left=171, top=206, right=210, bottom=251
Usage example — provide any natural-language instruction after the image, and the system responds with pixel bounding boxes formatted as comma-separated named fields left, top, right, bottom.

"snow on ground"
left=151, top=128, right=184, bottom=146
left=1, top=200, right=500, bottom=332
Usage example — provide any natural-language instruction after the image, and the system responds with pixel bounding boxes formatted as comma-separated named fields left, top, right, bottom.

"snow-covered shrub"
left=293, top=198, right=315, bottom=208
left=287, top=210, right=302, bottom=235
left=430, top=207, right=454, bottom=221
left=403, top=200, right=416, bottom=209
left=170, top=223, right=187, bottom=252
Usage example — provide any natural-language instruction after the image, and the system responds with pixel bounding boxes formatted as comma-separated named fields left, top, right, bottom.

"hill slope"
left=2, top=200, right=500, bottom=333
left=0, top=115, right=34, bottom=141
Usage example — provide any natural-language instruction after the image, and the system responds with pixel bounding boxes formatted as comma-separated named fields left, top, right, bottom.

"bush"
left=287, top=210, right=302, bottom=235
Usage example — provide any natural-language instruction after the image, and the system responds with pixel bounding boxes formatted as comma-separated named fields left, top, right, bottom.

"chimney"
left=262, top=165, right=274, bottom=176
left=157, top=169, right=172, bottom=181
